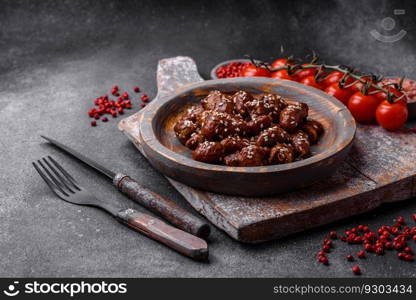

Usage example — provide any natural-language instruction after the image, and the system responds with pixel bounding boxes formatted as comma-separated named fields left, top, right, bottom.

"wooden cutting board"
left=119, top=56, right=416, bottom=243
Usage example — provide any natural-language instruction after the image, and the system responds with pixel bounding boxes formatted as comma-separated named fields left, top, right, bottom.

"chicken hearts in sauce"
left=174, top=90, right=324, bottom=166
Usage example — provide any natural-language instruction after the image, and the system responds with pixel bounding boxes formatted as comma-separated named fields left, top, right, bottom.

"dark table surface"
left=1, top=0, right=415, bottom=277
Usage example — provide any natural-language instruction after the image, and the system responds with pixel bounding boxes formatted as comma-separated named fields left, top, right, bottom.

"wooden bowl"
left=139, top=77, right=356, bottom=196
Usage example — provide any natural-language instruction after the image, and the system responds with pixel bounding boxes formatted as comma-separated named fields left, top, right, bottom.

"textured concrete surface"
left=1, top=0, right=415, bottom=277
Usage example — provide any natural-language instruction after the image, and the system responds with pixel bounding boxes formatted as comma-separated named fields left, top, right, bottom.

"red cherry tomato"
left=321, top=71, right=355, bottom=88
left=294, top=64, right=317, bottom=81
left=271, top=69, right=296, bottom=80
left=299, top=75, right=323, bottom=90
left=376, top=100, right=408, bottom=131
left=347, top=92, right=379, bottom=123
left=374, top=86, right=407, bottom=104
left=241, top=64, right=271, bottom=77
left=374, top=90, right=387, bottom=102
left=324, top=83, right=354, bottom=105
left=271, top=58, right=292, bottom=69
left=350, top=76, right=377, bottom=93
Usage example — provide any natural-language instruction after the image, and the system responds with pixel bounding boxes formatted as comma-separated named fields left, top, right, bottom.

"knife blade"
left=41, top=135, right=211, bottom=239
left=41, top=135, right=116, bottom=179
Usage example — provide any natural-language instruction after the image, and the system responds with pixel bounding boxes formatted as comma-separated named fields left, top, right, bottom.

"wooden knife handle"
left=114, top=174, right=211, bottom=238
left=117, top=208, right=208, bottom=261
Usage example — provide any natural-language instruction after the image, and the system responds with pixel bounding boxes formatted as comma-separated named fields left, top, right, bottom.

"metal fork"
left=32, top=156, right=208, bottom=261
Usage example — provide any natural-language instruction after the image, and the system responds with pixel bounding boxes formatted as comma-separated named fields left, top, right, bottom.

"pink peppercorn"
left=357, top=250, right=366, bottom=259
left=352, top=265, right=361, bottom=275
left=141, top=94, right=149, bottom=102
left=319, top=256, right=329, bottom=265
left=329, top=231, right=337, bottom=239
left=216, top=62, right=249, bottom=79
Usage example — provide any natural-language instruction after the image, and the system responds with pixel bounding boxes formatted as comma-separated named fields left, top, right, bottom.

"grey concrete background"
left=1, top=0, right=415, bottom=277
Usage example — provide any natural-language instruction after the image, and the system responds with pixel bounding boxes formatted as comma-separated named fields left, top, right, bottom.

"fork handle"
left=117, top=208, right=208, bottom=261
left=114, top=173, right=210, bottom=238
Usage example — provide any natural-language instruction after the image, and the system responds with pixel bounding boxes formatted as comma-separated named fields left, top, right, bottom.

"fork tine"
left=47, top=156, right=81, bottom=191
left=42, top=157, right=76, bottom=193
left=32, top=161, right=69, bottom=197
left=43, top=156, right=80, bottom=194
left=37, top=159, right=70, bottom=196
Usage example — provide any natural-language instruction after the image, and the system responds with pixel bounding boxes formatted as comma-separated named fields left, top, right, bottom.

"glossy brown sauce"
left=174, top=90, right=324, bottom=166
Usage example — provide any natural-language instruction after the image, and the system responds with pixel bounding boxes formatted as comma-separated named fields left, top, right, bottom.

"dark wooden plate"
left=139, top=77, right=356, bottom=196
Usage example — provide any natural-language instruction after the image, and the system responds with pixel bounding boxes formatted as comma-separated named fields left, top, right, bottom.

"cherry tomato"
left=350, top=76, right=377, bottom=93
left=347, top=92, right=379, bottom=123
left=299, top=75, right=323, bottom=90
left=376, top=100, right=408, bottom=131
left=271, top=69, right=296, bottom=80
left=321, top=71, right=354, bottom=88
left=294, top=64, right=317, bottom=81
left=271, top=58, right=292, bottom=69
left=324, top=82, right=354, bottom=105
left=241, top=64, right=271, bottom=77
left=374, top=86, right=407, bottom=104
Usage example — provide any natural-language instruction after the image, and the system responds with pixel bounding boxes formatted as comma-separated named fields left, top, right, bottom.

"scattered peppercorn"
left=364, top=243, right=373, bottom=252
left=141, top=94, right=149, bottom=102
left=396, top=216, right=406, bottom=224
left=111, top=85, right=119, bottom=96
left=323, top=238, right=332, bottom=246
left=316, top=213, right=416, bottom=276
left=322, top=244, right=331, bottom=253
left=352, top=265, right=361, bottom=275
left=318, top=256, right=329, bottom=265
left=88, top=93, right=131, bottom=124
left=405, top=254, right=414, bottom=261
left=357, top=250, right=366, bottom=259
left=375, top=247, right=384, bottom=256
left=87, top=86, right=151, bottom=126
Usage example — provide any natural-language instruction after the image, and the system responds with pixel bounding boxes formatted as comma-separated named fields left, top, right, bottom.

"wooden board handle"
left=114, top=173, right=211, bottom=238
left=117, top=208, right=208, bottom=261
left=155, top=56, right=204, bottom=102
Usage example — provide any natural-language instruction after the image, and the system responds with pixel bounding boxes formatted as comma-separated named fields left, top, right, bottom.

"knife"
left=40, top=135, right=211, bottom=238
